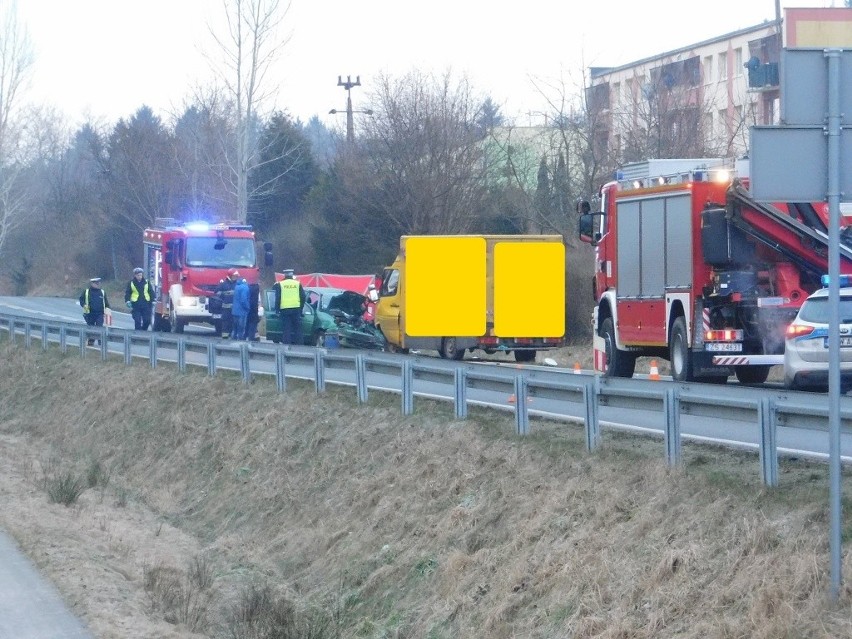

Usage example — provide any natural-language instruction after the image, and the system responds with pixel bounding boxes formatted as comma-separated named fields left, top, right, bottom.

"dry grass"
left=0, top=338, right=850, bottom=638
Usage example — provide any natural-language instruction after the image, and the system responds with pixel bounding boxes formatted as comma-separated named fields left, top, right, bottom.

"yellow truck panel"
left=374, top=234, right=565, bottom=362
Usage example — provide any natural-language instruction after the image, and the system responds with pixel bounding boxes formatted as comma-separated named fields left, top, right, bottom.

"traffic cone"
left=507, top=394, right=516, bottom=404
left=573, top=362, right=582, bottom=374
left=649, top=360, right=661, bottom=381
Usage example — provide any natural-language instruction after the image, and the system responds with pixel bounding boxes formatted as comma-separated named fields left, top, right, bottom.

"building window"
left=718, top=108, right=728, bottom=137
left=704, top=55, right=713, bottom=84
left=613, top=82, right=620, bottom=109
left=704, top=112, right=713, bottom=141
left=718, top=52, right=728, bottom=81
left=734, top=48, right=743, bottom=77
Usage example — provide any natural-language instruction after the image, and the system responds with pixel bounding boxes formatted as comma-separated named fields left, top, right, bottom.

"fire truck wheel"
left=601, top=317, right=635, bottom=378
left=735, top=365, right=770, bottom=385
left=153, top=315, right=170, bottom=332
left=440, top=337, right=465, bottom=360
left=169, top=307, right=185, bottom=334
left=669, top=316, right=693, bottom=382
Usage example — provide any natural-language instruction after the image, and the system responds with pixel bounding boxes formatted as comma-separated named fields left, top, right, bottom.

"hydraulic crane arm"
left=726, top=182, right=852, bottom=276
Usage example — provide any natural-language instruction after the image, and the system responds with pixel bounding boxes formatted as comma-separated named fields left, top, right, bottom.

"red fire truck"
left=143, top=219, right=272, bottom=334
left=578, top=159, right=852, bottom=383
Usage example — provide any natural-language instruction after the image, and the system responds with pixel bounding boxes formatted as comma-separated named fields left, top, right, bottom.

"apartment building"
left=587, top=21, right=782, bottom=163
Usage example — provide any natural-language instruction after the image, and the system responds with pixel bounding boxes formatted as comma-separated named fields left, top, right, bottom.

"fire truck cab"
left=143, top=219, right=272, bottom=334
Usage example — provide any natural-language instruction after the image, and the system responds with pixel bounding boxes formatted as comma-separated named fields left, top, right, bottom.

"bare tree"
left=208, top=0, right=291, bottom=222
left=360, top=69, right=490, bottom=234
left=0, top=0, right=33, bottom=258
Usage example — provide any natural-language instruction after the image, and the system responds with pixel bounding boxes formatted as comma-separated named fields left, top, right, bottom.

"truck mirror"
left=264, top=250, right=273, bottom=267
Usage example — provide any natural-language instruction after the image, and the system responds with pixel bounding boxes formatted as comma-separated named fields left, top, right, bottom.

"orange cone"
left=649, top=360, right=661, bottom=381
left=573, top=362, right=582, bottom=374
left=507, top=394, right=516, bottom=404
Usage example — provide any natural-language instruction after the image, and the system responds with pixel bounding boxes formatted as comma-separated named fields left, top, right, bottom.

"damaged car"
left=263, top=287, right=385, bottom=350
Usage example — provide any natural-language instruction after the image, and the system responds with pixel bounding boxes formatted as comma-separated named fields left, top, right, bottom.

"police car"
left=784, top=275, right=852, bottom=391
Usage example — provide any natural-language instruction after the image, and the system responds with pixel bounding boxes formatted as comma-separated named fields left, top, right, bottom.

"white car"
left=784, top=282, right=852, bottom=391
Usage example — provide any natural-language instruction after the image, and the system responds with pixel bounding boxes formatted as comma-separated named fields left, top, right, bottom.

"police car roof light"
left=821, top=274, right=852, bottom=287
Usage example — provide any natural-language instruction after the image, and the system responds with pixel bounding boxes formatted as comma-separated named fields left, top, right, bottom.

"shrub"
left=45, top=471, right=86, bottom=506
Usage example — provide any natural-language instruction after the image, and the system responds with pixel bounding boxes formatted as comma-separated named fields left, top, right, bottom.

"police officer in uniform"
left=274, top=269, right=306, bottom=345
left=79, top=277, right=111, bottom=345
left=124, top=267, right=154, bottom=330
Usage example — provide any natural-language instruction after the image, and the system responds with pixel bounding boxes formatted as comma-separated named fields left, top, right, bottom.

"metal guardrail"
left=1, top=313, right=850, bottom=488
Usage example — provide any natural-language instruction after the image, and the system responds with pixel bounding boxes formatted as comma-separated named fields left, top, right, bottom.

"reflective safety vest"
left=82, top=288, right=108, bottom=314
left=278, top=279, right=301, bottom=309
left=129, top=280, right=152, bottom=302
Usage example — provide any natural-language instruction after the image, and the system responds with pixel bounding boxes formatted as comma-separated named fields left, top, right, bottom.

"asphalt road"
left=0, top=531, right=93, bottom=639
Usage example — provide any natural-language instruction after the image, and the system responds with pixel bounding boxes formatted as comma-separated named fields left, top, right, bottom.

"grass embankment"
left=0, top=338, right=850, bottom=638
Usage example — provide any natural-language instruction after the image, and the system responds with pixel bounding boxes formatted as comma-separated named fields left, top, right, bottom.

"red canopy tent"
left=274, top=272, right=378, bottom=295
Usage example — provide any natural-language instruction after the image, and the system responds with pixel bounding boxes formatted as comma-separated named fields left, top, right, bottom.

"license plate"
left=825, top=336, right=852, bottom=347
left=212, top=314, right=222, bottom=319
left=705, top=342, right=743, bottom=352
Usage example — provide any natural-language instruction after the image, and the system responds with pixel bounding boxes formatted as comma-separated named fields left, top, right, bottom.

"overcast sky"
left=15, top=0, right=838, bottom=130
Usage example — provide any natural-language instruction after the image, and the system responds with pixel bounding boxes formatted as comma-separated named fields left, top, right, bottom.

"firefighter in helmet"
left=216, top=269, right=240, bottom=338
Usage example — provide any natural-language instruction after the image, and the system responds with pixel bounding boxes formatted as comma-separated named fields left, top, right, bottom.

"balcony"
left=745, top=58, right=779, bottom=90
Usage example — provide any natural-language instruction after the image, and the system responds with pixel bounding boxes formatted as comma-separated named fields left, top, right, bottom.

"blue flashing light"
left=821, top=274, right=852, bottom=287
left=185, top=221, right=210, bottom=231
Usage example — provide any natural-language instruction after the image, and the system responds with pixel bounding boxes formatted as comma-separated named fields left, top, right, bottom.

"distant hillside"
left=1, top=340, right=851, bottom=638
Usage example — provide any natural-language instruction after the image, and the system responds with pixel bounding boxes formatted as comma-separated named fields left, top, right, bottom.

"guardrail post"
left=583, top=377, right=600, bottom=451
left=454, top=368, right=467, bottom=420
left=314, top=350, right=325, bottom=393
left=124, top=333, right=132, bottom=365
left=401, top=360, right=413, bottom=415
left=41, top=325, right=48, bottom=351
left=24, top=320, right=32, bottom=348
left=60, top=326, right=67, bottom=353
left=759, top=397, right=778, bottom=487
left=177, top=338, right=186, bottom=373
left=100, top=329, right=108, bottom=360
left=240, top=343, right=251, bottom=384
left=664, top=387, right=681, bottom=467
left=275, top=349, right=287, bottom=392
left=207, top=342, right=216, bottom=376
left=9, top=318, right=16, bottom=344
left=79, top=329, right=86, bottom=358
left=149, top=335, right=157, bottom=369
left=514, top=375, right=529, bottom=436
left=356, top=354, right=368, bottom=404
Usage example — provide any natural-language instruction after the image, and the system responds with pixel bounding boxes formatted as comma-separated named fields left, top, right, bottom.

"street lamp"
left=329, top=75, right=372, bottom=142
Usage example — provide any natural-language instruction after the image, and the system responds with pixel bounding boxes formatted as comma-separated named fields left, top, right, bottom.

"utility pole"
left=329, top=75, right=373, bottom=143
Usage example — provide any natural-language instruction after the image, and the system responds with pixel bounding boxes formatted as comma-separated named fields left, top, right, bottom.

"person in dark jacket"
left=216, top=269, right=239, bottom=338
left=124, top=267, right=154, bottom=331
left=274, top=269, right=306, bottom=345
left=231, top=278, right=250, bottom=340
left=245, top=282, right=260, bottom=341
left=79, top=277, right=111, bottom=345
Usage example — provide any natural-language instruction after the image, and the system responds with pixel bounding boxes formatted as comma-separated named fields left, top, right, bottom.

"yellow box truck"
left=374, top=235, right=565, bottom=362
